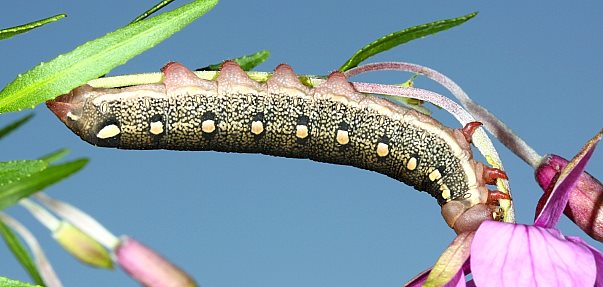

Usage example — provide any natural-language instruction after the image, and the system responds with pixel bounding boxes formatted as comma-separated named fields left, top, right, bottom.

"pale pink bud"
left=114, top=236, right=197, bottom=287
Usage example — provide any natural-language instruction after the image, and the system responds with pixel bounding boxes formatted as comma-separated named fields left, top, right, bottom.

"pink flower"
left=407, top=130, right=602, bottom=287
left=471, top=222, right=599, bottom=286
left=535, top=154, right=603, bottom=242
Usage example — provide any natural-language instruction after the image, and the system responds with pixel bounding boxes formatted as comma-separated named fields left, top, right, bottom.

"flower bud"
left=115, top=236, right=197, bottom=287
left=53, top=221, right=113, bottom=268
left=535, top=154, right=603, bottom=242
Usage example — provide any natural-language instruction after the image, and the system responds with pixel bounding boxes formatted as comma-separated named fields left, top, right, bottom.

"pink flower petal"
left=590, top=246, right=603, bottom=287
left=566, top=236, right=603, bottom=286
left=472, top=221, right=596, bottom=287
left=590, top=247, right=603, bottom=287
left=535, top=130, right=601, bottom=228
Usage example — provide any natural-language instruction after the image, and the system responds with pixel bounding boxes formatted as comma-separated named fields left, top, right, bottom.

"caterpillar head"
left=47, top=85, right=94, bottom=140
left=47, top=84, right=141, bottom=146
left=442, top=201, right=495, bottom=234
left=47, top=84, right=125, bottom=146
left=47, top=82, right=168, bottom=147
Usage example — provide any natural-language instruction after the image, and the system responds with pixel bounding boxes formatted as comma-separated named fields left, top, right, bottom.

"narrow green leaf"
left=131, top=0, right=177, bottom=23
left=0, top=160, right=47, bottom=187
left=0, top=159, right=88, bottom=210
left=0, top=114, right=33, bottom=140
left=0, top=222, right=44, bottom=286
left=38, top=149, right=70, bottom=164
left=198, top=50, right=271, bottom=71
left=0, top=0, right=219, bottom=113
left=0, top=278, right=40, bottom=287
left=0, top=14, right=66, bottom=41
left=338, top=12, right=478, bottom=71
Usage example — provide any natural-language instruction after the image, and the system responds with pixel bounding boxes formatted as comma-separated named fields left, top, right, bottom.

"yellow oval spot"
left=150, top=121, right=164, bottom=135
left=429, top=169, right=442, bottom=182
left=406, top=157, right=418, bottom=171
left=96, top=124, right=120, bottom=139
left=296, top=125, right=309, bottom=139
left=201, top=120, right=216, bottom=133
left=251, top=121, right=264, bottom=135
left=336, top=130, right=349, bottom=145
left=376, top=142, right=389, bottom=157
left=440, top=184, right=451, bottom=201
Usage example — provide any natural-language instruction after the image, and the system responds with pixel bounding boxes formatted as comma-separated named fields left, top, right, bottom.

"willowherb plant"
left=0, top=1, right=600, bottom=287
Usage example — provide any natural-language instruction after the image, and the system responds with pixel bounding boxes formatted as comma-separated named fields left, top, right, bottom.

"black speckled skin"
left=49, top=62, right=484, bottom=207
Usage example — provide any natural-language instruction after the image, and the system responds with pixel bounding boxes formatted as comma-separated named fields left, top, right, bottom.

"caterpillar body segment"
left=47, top=61, right=506, bottom=233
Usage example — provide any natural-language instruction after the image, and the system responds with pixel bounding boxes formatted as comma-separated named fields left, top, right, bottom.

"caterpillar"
left=46, top=61, right=508, bottom=233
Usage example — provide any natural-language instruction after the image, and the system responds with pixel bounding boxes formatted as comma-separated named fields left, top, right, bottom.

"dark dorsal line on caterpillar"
left=47, top=61, right=509, bottom=233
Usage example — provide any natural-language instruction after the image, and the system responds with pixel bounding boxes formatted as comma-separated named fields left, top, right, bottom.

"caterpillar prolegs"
left=47, top=61, right=508, bottom=233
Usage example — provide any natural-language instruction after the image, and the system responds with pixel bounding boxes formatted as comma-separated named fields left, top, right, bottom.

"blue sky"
left=1, top=1, right=602, bottom=286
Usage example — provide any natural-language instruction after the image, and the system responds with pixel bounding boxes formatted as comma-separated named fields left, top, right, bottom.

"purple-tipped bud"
left=53, top=222, right=113, bottom=268
left=115, top=236, right=197, bottom=287
left=535, top=154, right=603, bottom=242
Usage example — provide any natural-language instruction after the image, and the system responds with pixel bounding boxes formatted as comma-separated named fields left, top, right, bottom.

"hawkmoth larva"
left=47, top=61, right=509, bottom=233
